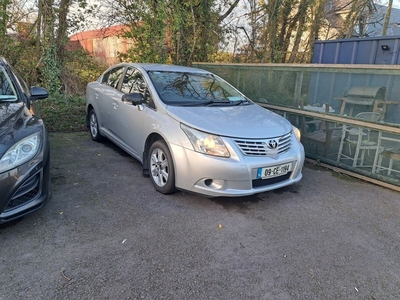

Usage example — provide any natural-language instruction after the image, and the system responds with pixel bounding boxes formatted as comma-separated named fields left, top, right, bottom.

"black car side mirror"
left=122, top=93, right=144, bottom=106
left=30, top=86, right=49, bottom=100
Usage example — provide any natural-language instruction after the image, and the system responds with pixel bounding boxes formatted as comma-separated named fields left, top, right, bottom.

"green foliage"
left=121, top=1, right=169, bottom=64
left=41, top=44, right=61, bottom=95
left=36, top=94, right=87, bottom=132
left=119, top=0, right=221, bottom=66
left=208, top=51, right=235, bottom=63
left=36, top=49, right=103, bottom=132
left=61, top=49, right=105, bottom=95
left=40, top=44, right=100, bottom=97
left=0, top=0, right=11, bottom=37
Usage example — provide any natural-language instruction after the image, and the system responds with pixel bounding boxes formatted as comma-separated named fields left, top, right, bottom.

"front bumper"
left=170, top=137, right=305, bottom=197
left=0, top=133, right=51, bottom=223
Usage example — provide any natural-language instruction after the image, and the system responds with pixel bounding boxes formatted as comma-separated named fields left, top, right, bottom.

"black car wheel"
left=89, top=109, right=103, bottom=141
left=149, top=140, right=176, bottom=194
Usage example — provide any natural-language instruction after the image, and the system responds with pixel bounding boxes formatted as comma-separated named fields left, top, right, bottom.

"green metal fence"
left=193, top=63, right=400, bottom=191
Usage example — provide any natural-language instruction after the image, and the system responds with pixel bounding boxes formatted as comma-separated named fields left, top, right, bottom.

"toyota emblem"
left=268, top=140, right=278, bottom=149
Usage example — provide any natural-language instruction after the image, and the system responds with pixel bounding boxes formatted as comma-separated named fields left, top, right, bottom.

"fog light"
left=204, top=179, right=224, bottom=189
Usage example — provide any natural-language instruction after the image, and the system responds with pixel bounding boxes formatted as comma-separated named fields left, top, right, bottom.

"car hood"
left=0, top=102, right=41, bottom=157
left=166, top=104, right=292, bottom=138
left=0, top=101, right=25, bottom=135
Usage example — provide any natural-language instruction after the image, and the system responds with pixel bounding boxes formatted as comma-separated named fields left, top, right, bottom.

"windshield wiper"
left=206, top=100, right=236, bottom=106
left=177, top=101, right=210, bottom=106
left=177, top=100, right=242, bottom=107
left=179, top=100, right=226, bottom=107
left=232, top=99, right=250, bottom=106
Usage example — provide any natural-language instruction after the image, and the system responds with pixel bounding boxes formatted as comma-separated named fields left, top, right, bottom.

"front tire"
left=149, top=140, right=176, bottom=194
left=89, top=109, right=103, bottom=142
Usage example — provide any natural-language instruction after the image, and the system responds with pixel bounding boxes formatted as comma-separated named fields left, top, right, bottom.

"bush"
left=35, top=50, right=105, bottom=132
left=61, top=49, right=106, bottom=96
left=36, top=95, right=87, bottom=132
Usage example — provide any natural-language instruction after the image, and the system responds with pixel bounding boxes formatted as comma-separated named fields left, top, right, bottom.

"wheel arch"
left=142, top=133, right=173, bottom=177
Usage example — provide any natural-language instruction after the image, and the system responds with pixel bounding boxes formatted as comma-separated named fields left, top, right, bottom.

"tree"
left=0, top=0, right=10, bottom=38
left=231, top=0, right=374, bottom=63
left=382, top=0, right=392, bottom=36
left=0, top=0, right=37, bottom=63
left=102, top=0, right=239, bottom=65
left=35, top=0, right=96, bottom=93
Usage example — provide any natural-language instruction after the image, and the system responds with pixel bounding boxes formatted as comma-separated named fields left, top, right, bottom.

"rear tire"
left=149, top=140, right=176, bottom=194
left=89, top=109, right=104, bottom=142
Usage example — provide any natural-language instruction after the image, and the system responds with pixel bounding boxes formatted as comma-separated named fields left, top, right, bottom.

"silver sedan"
left=86, top=63, right=305, bottom=197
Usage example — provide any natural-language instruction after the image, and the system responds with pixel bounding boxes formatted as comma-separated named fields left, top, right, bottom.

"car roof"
left=112, top=63, right=210, bottom=74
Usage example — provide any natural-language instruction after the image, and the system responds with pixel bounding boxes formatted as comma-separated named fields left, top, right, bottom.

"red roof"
left=69, top=25, right=129, bottom=41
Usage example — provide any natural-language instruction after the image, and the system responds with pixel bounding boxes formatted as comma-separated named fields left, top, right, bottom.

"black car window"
left=101, top=66, right=124, bottom=89
left=122, top=67, right=155, bottom=109
left=0, top=67, right=17, bottom=101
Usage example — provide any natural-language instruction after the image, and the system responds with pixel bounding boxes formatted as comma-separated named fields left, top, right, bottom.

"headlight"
left=181, top=124, right=230, bottom=157
left=0, top=132, right=41, bottom=173
left=292, top=126, right=301, bottom=143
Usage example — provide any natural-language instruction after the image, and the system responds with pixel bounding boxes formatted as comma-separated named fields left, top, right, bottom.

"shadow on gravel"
left=0, top=217, right=24, bottom=230
left=210, top=182, right=301, bottom=212
left=211, top=195, right=264, bottom=212
left=101, top=139, right=131, bottom=157
left=272, top=184, right=300, bottom=194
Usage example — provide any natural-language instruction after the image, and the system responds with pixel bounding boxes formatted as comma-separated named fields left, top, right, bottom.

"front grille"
left=5, top=172, right=41, bottom=211
left=252, top=172, right=292, bottom=188
left=234, top=132, right=292, bottom=157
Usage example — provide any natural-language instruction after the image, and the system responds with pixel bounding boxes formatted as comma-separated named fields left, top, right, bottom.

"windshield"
left=148, top=71, right=249, bottom=106
left=0, top=66, right=17, bottom=101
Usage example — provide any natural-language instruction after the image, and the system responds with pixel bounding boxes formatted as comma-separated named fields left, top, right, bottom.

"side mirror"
left=122, top=93, right=144, bottom=106
left=30, top=86, right=49, bottom=100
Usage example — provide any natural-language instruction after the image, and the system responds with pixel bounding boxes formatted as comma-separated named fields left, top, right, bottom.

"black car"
left=0, top=57, right=50, bottom=223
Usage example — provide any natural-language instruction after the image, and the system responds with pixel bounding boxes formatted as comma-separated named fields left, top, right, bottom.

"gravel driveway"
left=1, top=131, right=399, bottom=299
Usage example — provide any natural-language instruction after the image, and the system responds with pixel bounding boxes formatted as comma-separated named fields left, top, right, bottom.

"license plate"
left=257, top=162, right=293, bottom=179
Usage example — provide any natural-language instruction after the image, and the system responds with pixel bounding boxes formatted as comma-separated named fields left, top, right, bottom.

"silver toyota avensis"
left=86, top=63, right=305, bottom=197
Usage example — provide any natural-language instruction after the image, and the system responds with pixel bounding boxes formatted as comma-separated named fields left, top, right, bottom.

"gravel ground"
left=1, top=131, right=399, bottom=300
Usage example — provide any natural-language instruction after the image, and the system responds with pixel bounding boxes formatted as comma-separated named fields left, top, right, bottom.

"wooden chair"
left=337, top=112, right=381, bottom=167
left=300, top=104, right=341, bottom=157
left=372, top=132, right=400, bottom=176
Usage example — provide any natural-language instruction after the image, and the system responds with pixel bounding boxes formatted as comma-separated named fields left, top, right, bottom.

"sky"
left=74, top=0, right=400, bottom=33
